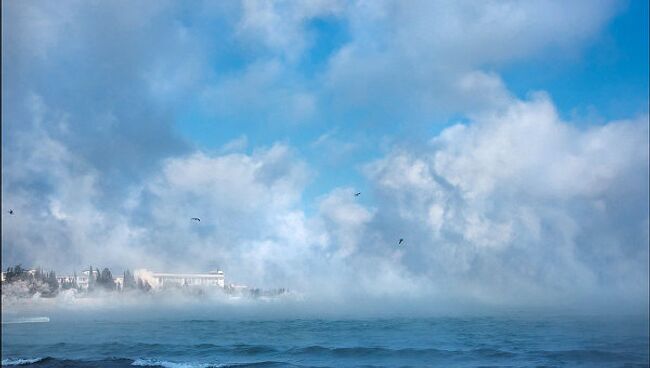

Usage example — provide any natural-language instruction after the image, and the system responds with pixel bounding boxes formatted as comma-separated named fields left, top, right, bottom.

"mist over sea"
left=2, top=298, right=649, bottom=368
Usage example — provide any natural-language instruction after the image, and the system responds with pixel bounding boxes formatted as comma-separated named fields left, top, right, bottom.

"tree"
left=47, top=271, right=58, bottom=288
left=73, top=271, right=78, bottom=289
left=97, top=267, right=115, bottom=290
left=87, top=266, right=95, bottom=291
left=34, top=267, right=44, bottom=283
left=43, top=270, right=59, bottom=297
left=5, top=264, right=26, bottom=282
left=123, top=270, right=136, bottom=290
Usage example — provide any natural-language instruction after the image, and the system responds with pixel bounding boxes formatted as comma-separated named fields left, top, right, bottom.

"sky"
left=2, top=0, right=648, bottom=312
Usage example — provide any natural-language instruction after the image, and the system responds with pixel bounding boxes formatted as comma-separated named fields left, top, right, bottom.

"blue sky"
left=170, top=0, right=649, bottom=204
left=502, top=0, right=648, bottom=122
left=2, top=0, right=648, bottom=310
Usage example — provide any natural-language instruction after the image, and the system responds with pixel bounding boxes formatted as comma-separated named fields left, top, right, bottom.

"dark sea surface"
left=2, top=315, right=648, bottom=367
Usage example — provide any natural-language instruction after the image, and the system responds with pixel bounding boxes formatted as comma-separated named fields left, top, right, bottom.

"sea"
left=2, top=314, right=649, bottom=367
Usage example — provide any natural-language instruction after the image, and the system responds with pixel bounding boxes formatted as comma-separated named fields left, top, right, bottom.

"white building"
left=56, top=275, right=76, bottom=286
left=57, top=270, right=122, bottom=290
left=114, top=276, right=124, bottom=290
left=74, top=269, right=99, bottom=290
left=151, top=270, right=225, bottom=289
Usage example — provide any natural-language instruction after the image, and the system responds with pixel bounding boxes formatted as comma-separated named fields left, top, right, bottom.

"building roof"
left=152, top=272, right=224, bottom=278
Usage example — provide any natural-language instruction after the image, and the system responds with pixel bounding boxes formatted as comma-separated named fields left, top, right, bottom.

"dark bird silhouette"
left=8, top=209, right=14, bottom=215
left=354, top=192, right=361, bottom=197
left=398, top=238, right=404, bottom=245
left=191, top=217, right=201, bottom=222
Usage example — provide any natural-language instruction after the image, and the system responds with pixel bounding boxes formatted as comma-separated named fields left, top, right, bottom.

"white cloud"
left=2, top=96, right=153, bottom=272
left=2, top=0, right=645, bottom=314
left=2, top=93, right=647, bottom=312
left=322, top=0, right=621, bottom=118
left=220, top=135, right=249, bottom=153
left=432, top=93, right=648, bottom=199
left=4, top=0, right=624, bottom=132
left=365, top=94, right=649, bottom=307
left=200, top=60, right=318, bottom=124
left=236, top=0, right=345, bottom=62
left=318, top=188, right=374, bottom=257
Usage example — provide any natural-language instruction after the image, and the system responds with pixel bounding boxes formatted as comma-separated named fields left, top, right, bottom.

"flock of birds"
left=6, top=191, right=406, bottom=247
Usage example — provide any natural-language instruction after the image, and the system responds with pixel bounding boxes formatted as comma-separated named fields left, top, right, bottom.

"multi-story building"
left=56, top=275, right=76, bottom=286
left=52, top=269, right=225, bottom=291
left=74, top=269, right=99, bottom=290
left=150, top=270, right=225, bottom=289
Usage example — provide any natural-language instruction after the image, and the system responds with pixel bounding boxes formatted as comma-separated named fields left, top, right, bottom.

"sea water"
left=2, top=315, right=648, bottom=367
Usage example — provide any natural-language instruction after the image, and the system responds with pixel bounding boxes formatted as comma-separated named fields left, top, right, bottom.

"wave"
left=2, top=317, right=50, bottom=324
left=132, top=360, right=292, bottom=368
left=132, top=359, right=218, bottom=368
left=6, top=342, right=279, bottom=357
left=531, top=349, right=639, bottom=362
left=0, top=346, right=518, bottom=367
left=288, top=345, right=516, bottom=359
left=1, top=348, right=642, bottom=368
left=0, top=357, right=306, bottom=368
left=228, top=345, right=278, bottom=355
left=1, top=358, right=45, bottom=366
left=21, top=344, right=514, bottom=360
left=1, top=357, right=134, bottom=367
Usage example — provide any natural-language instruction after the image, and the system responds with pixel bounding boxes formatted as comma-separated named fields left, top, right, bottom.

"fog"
left=4, top=290, right=645, bottom=323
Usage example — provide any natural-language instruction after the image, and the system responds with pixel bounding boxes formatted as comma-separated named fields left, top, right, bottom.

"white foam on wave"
left=1, top=357, right=44, bottom=366
left=2, top=317, right=50, bottom=324
left=131, top=358, right=224, bottom=368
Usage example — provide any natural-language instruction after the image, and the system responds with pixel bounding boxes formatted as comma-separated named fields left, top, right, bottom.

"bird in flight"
left=191, top=217, right=201, bottom=222
left=354, top=192, right=361, bottom=197
left=398, top=238, right=404, bottom=246
left=8, top=209, right=14, bottom=215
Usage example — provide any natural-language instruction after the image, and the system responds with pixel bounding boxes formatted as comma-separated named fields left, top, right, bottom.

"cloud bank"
left=2, top=0, right=647, bottom=314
